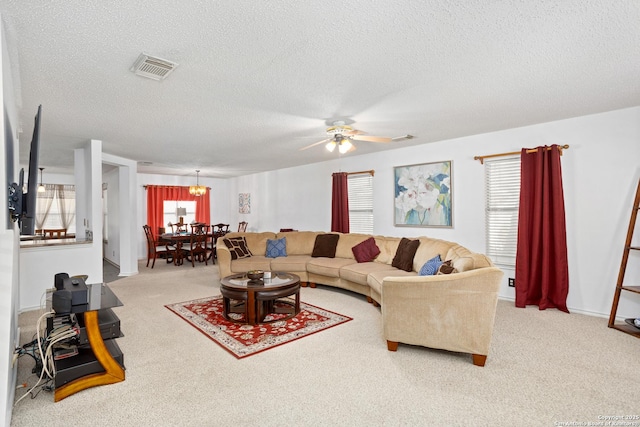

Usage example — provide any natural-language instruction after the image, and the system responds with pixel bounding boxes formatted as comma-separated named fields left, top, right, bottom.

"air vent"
left=130, top=53, right=178, bottom=81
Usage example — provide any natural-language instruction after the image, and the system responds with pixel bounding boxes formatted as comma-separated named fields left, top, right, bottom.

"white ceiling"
left=2, top=1, right=639, bottom=178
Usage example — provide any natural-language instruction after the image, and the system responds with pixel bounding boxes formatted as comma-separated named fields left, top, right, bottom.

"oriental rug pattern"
left=165, top=296, right=352, bottom=359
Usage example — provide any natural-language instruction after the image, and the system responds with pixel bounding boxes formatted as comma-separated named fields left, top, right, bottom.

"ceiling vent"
left=130, top=53, right=178, bottom=81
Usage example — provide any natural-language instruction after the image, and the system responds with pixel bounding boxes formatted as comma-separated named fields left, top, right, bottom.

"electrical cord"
left=14, top=310, right=79, bottom=407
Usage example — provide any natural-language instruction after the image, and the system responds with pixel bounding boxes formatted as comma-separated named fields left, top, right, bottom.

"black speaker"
left=54, top=273, right=69, bottom=290
left=52, top=290, right=72, bottom=314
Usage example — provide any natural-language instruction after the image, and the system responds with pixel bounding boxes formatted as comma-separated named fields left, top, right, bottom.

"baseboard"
left=497, top=296, right=611, bottom=319
left=103, top=257, right=119, bottom=269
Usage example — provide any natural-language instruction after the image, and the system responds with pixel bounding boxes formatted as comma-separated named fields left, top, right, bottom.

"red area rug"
left=165, top=296, right=352, bottom=359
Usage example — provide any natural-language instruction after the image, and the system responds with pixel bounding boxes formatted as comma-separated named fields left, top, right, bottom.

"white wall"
left=225, top=107, right=640, bottom=319
left=0, top=15, right=20, bottom=425
left=19, top=140, right=104, bottom=310
left=103, top=167, right=120, bottom=266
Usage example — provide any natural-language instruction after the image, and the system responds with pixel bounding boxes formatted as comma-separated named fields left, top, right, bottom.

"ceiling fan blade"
left=391, top=134, right=414, bottom=141
left=351, top=135, right=392, bottom=143
left=344, top=128, right=365, bottom=135
left=299, top=138, right=331, bottom=151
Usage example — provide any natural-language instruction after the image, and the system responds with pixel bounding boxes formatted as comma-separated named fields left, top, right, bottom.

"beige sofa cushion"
left=445, top=245, right=494, bottom=271
left=367, top=268, right=417, bottom=296
left=413, top=238, right=456, bottom=271
left=223, top=232, right=276, bottom=256
left=334, top=233, right=371, bottom=259
left=375, top=236, right=401, bottom=265
left=229, top=256, right=272, bottom=273
left=307, top=257, right=357, bottom=278
left=277, top=231, right=321, bottom=255
left=340, top=262, right=397, bottom=286
left=270, top=255, right=312, bottom=272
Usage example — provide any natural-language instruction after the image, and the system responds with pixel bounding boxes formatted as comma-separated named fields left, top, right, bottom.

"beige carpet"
left=11, top=260, right=640, bottom=427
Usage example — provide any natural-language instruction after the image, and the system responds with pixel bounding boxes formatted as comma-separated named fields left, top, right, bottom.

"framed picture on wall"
left=393, top=160, right=452, bottom=227
left=239, top=193, right=251, bottom=214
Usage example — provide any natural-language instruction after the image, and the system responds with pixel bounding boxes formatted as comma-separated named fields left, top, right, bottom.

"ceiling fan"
left=300, top=121, right=413, bottom=154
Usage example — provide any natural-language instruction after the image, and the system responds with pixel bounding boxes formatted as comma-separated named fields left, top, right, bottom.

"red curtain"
left=146, top=186, right=211, bottom=235
left=515, top=145, right=569, bottom=313
left=331, top=172, right=350, bottom=233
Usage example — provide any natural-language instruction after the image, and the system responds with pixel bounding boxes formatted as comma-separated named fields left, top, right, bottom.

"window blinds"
left=348, top=174, right=373, bottom=234
left=484, top=157, right=520, bottom=267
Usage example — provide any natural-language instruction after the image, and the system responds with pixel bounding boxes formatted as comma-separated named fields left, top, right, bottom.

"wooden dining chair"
left=187, top=223, right=209, bottom=267
left=211, top=223, right=230, bottom=263
left=238, top=221, right=248, bottom=232
left=143, top=225, right=174, bottom=268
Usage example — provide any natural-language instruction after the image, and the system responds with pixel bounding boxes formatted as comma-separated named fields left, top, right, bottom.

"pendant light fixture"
left=189, top=170, right=207, bottom=196
left=37, top=167, right=45, bottom=193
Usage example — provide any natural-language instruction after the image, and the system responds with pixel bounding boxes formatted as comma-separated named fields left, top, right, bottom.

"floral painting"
left=394, top=161, right=452, bottom=227
left=239, top=193, right=251, bottom=214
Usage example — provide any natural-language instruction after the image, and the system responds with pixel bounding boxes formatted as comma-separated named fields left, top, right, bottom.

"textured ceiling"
left=2, top=1, right=639, bottom=177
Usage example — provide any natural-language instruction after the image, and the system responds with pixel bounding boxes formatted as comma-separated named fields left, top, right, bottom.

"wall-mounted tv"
left=7, top=104, right=41, bottom=235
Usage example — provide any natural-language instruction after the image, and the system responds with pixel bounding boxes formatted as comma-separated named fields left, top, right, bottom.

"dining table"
left=160, top=232, right=194, bottom=266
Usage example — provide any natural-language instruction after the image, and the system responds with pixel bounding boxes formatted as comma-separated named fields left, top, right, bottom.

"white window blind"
left=485, top=157, right=520, bottom=267
left=348, top=173, right=373, bottom=234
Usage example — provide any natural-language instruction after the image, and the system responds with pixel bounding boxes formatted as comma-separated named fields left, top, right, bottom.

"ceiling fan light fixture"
left=189, top=170, right=207, bottom=196
left=338, top=139, right=352, bottom=154
left=326, top=141, right=337, bottom=152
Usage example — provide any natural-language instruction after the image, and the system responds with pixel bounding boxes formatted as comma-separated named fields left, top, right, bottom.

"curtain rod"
left=333, top=170, right=375, bottom=176
left=143, top=185, right=211, bottom=189
left=474, top=144, right=569, bottom=164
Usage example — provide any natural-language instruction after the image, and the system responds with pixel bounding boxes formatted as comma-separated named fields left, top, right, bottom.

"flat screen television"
left=19, top=105, right=42, bottom=235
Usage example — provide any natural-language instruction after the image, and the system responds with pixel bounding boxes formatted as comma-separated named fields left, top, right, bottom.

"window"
left=163, top=200, right=196, bottom=227
left=36, top=184, right=76, bottom=234
left=484, top=157, right=520, bottom=267
left=348, top=173, right=373, bottom=234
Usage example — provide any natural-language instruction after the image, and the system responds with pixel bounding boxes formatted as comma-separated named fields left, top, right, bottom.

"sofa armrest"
left=216, top=237, right=233, bottom=278
left=382, top=267, right=504, bottom=356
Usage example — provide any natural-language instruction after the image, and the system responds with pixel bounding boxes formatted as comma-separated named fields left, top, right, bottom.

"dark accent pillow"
left=437, top=259, right=458, bottom=275
left=223, top=237, right=252, bottom=260
left=311, top=234, right=340, bottom=258
left=419, top=254, right=442, bottom=276
left=266, top=237, right=287, bottom=258
left=391, top=238, right=420, bottom=272
left=352, top=237, right=381, bottom=263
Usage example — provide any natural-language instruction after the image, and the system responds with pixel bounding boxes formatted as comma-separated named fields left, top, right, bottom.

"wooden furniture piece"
left=220, top=272, right=300, bottom=325
left=608, top=178, right=640, bottom=338
left=143, top=225, right=174, bottom=268
left=238, top=221, right=248, bottom=232
left=160, top=232, right=192, bottom=266
left=169, top=222, right=188, bottom=234
left=187, top=224, right=210, bottom=267
left=53, top=283, right=124, bottom=402
left=211, top=223, right=230, bottom=263
left=43, top=228, right=67, bottom=238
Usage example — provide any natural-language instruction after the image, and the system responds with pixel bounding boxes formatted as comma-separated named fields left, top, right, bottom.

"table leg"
left=54, top=310, right=125, bottom=402
left=246, top=290, right=257, bottom=325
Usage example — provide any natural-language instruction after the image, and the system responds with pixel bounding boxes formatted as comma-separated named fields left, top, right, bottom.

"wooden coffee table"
left=220, top=272, right=301, bottom=325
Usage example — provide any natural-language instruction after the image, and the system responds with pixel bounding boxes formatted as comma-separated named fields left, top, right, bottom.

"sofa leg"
left=366, top=296, right=372, bottom=303
left=371, top=300, right=380, bottom=307
left=300, top=282, right=307, bottom=287
left=309, top=282, right=316, bottom=288
left=472, top=354, right=487, bottom=367
left=386, top=341, right=399, bottom=351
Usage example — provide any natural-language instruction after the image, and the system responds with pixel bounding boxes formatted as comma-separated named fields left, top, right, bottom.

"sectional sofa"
left=216, top=231, right=504, bottom=366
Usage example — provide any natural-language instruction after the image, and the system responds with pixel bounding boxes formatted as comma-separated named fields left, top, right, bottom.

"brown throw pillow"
left=391, top=238, right=420, bottom=272
left=352, top=237, right=381, bottom=263
left=311, top=234, right=340, bottom=258
left=223, top=237, right=252, bottom=260
left=436, top=260, right=458, bottom=275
